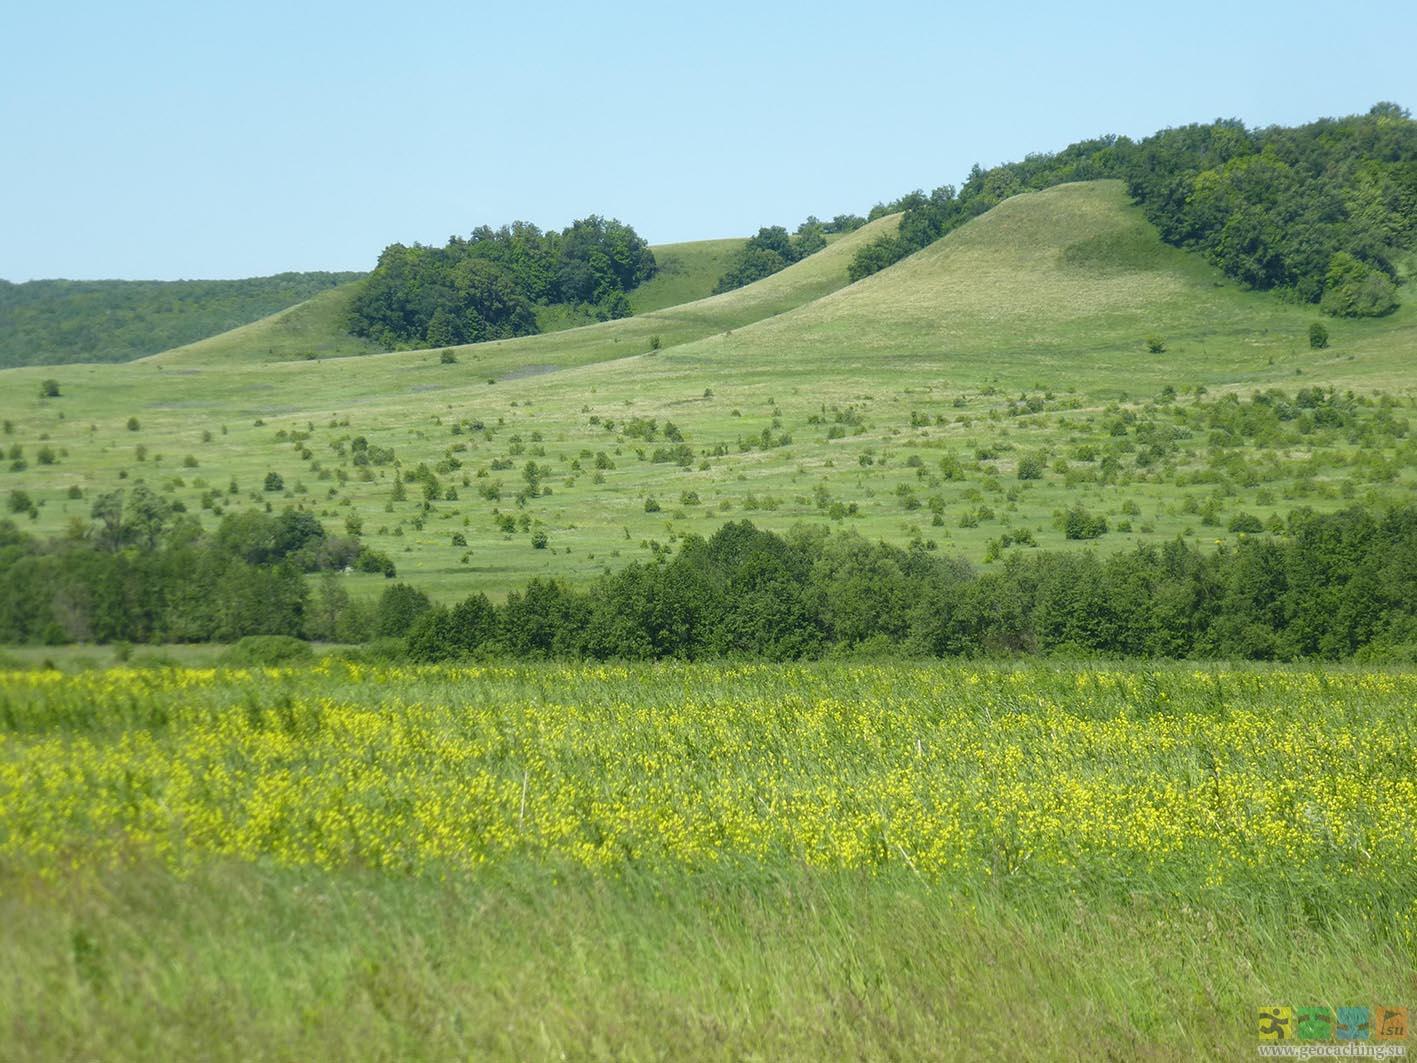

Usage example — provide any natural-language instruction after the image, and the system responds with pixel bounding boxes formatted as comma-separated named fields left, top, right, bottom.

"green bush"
left=1308, top=322, right=1329, bottom=349
left=218, top=635, right=315, bottom=668
left=1320, top=253, right=1398, bottom=317
left=1228, top=513, right=1265, bottom=534
left=1060, top=505, right=1108, bottom=540
left=1016, top=455, right=1044, bottom=481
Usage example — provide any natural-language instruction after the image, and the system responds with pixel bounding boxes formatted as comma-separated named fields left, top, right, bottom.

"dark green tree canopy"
left=347, top=215, right=656, bottom=349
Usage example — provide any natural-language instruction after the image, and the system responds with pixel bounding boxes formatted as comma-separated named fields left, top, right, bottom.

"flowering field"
left=2, top=661, right=1414, bottom=1058
left=2, top=661, right=1414, bottom=895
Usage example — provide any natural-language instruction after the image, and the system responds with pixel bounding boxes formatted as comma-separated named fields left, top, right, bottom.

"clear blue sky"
left=1, top=0, right=1411, bottom=280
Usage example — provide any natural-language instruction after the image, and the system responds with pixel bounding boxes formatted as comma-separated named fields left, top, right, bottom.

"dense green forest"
left=4, top=501, right=1414, bottom=663
left=0, top=273, right=362, bottom=368
left=852, top=103, right=1416, bottom=314
left=345, top=216, right=657, bottom=349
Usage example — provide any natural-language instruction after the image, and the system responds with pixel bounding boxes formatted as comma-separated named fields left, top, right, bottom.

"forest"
left=345, top=216, right=657, bottom=349
left=0, top=272, right=362, bottom=367
left=850, top=103, right=1417, bottom=314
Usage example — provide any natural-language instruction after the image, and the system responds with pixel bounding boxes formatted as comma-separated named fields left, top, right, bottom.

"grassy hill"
left=1, top=182, right=1412, bottom=602
left=155, top=236, right=753, bottom=367
left=0, top=273, right=364, bottom=368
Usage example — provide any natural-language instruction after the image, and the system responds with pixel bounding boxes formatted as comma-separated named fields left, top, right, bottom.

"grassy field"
left=1, top=182, right=1413, bottom=604
left=1, top=660, right=1412, bottom=1058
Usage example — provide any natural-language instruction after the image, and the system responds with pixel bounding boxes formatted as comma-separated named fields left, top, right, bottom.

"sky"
left=1, top=0, right=1412, bottom=281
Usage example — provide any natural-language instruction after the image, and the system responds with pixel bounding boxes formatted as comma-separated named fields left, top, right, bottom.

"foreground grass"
left=0, top=661, right=1412, bottom=1057
left=4, top=858, right=1409, bottom=1061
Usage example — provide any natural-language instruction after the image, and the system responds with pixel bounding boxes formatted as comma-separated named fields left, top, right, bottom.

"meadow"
left=3, top=184, right=1415, bottom=607
left=1, top=660, right=1413, bottom=1058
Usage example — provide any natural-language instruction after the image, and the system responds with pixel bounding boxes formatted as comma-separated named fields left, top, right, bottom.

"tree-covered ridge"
left=345, top=216, right=657, bottom=350
left=851, top=103, right=1417, bottom=316
left=0, top=272, right=363, bottom=368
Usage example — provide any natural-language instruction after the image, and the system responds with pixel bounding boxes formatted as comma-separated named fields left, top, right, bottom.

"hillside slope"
left=154, top=218, right=896, bottom=372
left=652, top=180, right=1415, bottom=392
left=0, top=183, right=1411, bottom=601
left=0, top=272, right=363, bottom=368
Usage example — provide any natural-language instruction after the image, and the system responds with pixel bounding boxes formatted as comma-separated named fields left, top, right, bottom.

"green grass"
left=150, top=280, right=380, bottom=365
left=1, top=660, right=1413, bottom=1059
left=4, top=858, right=1406, bottom=1060
left=0, top=182, right=1412, bottom=603
left=629, top=237, right=746, bottom=313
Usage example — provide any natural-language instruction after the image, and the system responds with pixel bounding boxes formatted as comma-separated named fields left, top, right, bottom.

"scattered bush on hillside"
left=1060, top=506, right=1108, bottom=540
left=1309, top=322, right=1329, bottom=349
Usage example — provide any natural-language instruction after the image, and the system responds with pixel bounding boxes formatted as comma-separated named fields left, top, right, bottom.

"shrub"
left=1228, top=512, right=1265, bottom=534
left=440, top=349, right=457, bottom=364
left=1016, top=455, right=1044, bottom=480
left=354, top=546, right=397, bottom=577
left=218, top=635, right=315, bottom=667
left=1061, top=505, right=1108, bottom=540
left=1320, top=252, right=1398, bottom=317
left=531, top=530, right=549, bottom=549
left=127, top=417, right=140, bottom=431
left=39, top=379, right=60, bottom=398
left=263, top=471, right=284, bottom=492
left=1308, top=322, right=1329, bottom=349
left=1145, top=336, right=1167, bottom=354
left=644, top=497, right=661, bottom=513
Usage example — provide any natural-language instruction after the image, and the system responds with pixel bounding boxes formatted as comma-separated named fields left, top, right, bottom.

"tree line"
left=346, top=216, right=657, bottom=349
left=849, top=103, right=1416, bottom=316
left=0, top=490, right=394, bottom=645
left=398, top=507, right=1417, bottom=663
left=5, top=493, right=1414, bottom=663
